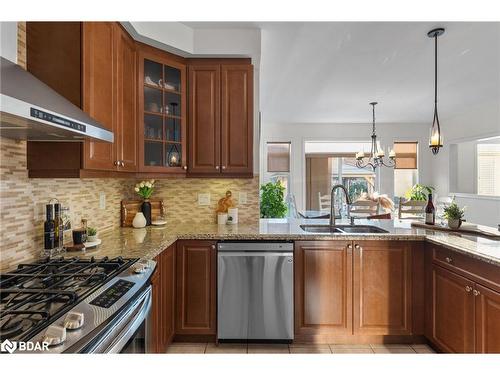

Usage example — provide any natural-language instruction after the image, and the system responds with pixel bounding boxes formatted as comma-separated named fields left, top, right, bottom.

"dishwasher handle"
left=218, top=252, right=293, bottom=257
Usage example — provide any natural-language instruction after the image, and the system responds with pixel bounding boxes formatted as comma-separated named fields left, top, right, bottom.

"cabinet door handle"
left=215, top=166, right=220, bottom=170
left=445, top=257, right=453, bottom=263
left=211, top=244, right=216, bottom=250
left=120, top=161, right=125, bottom=167
left=354, top=244, right=361, bottom=250
left=222, top=166, right=226, bottom=170
left=346, top=244, right=352, bottom=250
left=183, top=165, right=187, bottom=170
left=465, top=286, right=472, bottom=293
left=114, top=160, right=119, bottom=166
left=473, top=289, right=480, bottom=296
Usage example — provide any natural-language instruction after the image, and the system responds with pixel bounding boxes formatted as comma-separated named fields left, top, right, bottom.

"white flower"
left=150, top=179, right=155, bottom=185
left=134, top=187, right=139, bottom=192
left=145, top=182, right=151, bottom=188
left=140, top=182, right=145, bottom=188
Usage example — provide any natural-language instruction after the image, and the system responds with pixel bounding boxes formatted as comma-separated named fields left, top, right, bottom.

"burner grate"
left=0, top=256, right=137, bottom=342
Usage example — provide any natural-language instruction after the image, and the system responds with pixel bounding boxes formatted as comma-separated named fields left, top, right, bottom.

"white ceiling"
left=258, top=22, right=500, bottom=124
left=179, top=22, right=500, bottom=124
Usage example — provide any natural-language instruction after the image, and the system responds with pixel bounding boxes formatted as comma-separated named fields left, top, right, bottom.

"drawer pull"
left=445, top=257, right=453, bottom=263
left=473, top=290, right=481, bottom=296
left=465, top=286, right=472, bottom=293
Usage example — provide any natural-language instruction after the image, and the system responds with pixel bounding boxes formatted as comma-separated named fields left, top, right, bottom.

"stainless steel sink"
left=300, top=224, right=388, bottom=234
left=333, top=225, right=389, bottom=234
left=299, top=225, right=344, bottom=233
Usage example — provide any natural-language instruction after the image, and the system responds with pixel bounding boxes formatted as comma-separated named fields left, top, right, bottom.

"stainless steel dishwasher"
left=217, top=241, right=294, bottom=342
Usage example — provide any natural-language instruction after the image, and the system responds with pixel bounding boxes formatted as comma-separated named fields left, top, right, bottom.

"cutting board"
left=411, top=221, right=500, bottom=240
left=121, top=199, right=165, bottom=227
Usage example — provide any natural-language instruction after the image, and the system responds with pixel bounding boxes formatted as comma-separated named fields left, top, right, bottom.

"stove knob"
left=63, top=311, right=85, bottom=330
left=42, top=325, right=66, bottom=347
left=132, top=260, right=150, bottom=274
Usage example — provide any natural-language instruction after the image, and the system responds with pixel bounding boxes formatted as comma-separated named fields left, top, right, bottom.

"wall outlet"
left=239, top=192, right=248, bottom=205
left=198, top=193, right=211, bottom=206
left=99, top=193, right=106, bottom=209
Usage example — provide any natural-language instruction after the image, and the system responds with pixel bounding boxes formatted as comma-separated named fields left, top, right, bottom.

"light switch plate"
left=239, top=192, right=248, bottom=205
left=99, top=193, right=106, bottom=209
left=198, top=193, right=211, bottom=206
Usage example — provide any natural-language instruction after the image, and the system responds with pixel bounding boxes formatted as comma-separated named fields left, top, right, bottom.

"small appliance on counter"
left=0, top=256, right=156, bottom=353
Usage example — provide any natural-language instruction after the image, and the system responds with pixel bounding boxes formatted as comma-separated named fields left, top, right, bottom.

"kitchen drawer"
left=431, top=244, right=500, bottom=293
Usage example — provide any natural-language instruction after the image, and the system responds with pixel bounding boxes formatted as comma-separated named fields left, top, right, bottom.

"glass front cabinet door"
left=139, top=51, right=187, bottom=173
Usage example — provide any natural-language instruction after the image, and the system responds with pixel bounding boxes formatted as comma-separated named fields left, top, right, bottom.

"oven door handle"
left=97, top=286, right=152, bottom=353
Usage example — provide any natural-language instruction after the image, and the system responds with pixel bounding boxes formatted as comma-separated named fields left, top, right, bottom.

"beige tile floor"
left=166, top=342, right=436, bottom=354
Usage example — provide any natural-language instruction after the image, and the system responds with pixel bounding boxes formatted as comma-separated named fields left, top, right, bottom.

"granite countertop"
left=72, top=218, right=500, bottom=267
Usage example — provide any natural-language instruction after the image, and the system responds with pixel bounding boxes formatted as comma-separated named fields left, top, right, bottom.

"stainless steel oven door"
left=85, top=286, right=152, bottom=353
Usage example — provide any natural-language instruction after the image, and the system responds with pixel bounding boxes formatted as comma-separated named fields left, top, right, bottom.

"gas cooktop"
left=0, top=256, right=138, bottom=343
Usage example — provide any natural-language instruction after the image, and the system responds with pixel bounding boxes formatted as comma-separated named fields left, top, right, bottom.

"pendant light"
left=355, top=102, right=396, bottom=170
left=428, top=27, right=445, bottom=155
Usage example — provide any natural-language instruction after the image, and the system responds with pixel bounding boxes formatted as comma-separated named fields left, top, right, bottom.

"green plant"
left=405, top=184, right=434, bottom=201
left=134, top=179, right=155, bottom=199
left=87, top=227, right=97, bottom=236
left=260, top=181, right=287, bottom=218
left=443, top=199, right=465, bottom=220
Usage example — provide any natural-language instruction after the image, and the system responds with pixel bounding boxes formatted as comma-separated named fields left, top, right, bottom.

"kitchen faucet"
left=330, top=184, right=352, bottom=226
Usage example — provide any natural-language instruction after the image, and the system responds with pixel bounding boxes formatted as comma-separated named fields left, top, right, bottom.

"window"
left=393, top=142, right=418, bottom=198
left=477, top=143, right=500, bottom=196
left=267, top=142, right=290, bottom=172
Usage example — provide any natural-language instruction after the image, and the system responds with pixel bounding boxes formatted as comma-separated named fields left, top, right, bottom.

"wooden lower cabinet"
left=353, top=241, right=413, bottom=336
left=175, top=240, right=217, bottom=336
left=295, top=240, right=419, bottom=342
left=475, top=284, right=500, bottom=353
left=426, top=243, right=500, bottom=353
left=430, top=265, right=475, bottom=353
left=150, top=244, right=175, bottom=353
left=294, top=241, right=352, bottom=338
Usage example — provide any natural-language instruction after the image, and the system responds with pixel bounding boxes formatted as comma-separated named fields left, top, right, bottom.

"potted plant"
left=86, top=227, right=98, bottom=242
left=260, top=181, right=287, bottom=218
left=135, top=180, right=155, bottom=225
left=405, top=184, right=434, bottom=201
left=443, top=198, right=466, bottom=230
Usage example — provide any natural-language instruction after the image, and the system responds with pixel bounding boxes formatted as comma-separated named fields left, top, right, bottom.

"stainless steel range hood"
left=0, top=57, right=113, bottom=142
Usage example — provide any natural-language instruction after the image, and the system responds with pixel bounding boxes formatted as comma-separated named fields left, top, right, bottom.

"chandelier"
left=355, top=102, right=396, bottom=170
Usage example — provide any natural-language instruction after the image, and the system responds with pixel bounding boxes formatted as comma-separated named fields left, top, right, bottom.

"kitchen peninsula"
left=79, top=218, right=500, bottom=354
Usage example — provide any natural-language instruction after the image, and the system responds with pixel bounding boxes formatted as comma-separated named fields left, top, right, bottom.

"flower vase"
left=141, top=200, right=152, bottom=226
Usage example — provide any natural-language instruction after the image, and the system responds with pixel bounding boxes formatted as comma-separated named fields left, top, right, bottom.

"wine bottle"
left=54, top=203, right=63, bottom=248
left=425, top=193, right=435, bottom=225
left=44, top=204, right=55, bottom=250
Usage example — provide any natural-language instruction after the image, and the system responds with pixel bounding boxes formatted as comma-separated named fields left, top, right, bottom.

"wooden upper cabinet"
left=475, top=283, right=500, bottom=353
left=353, top=240, right=412, bottom=336
left=138, top=48, right=187, bottom=174
left=176, top=240, right=216, bottom=336
left=115, top=26, right=138, bottom=172
left=220, top=64, right=253, bottom=175
left=82, top=22, right=116, bottom=171
left=187, top=60, right=253, bottom=177
left=188, top=65, right=221, bottom=174
left=26, top=22, right=138, bottom=176
left=431, top=265, right=475, bottom=353
left=294, top=241, right=353, bottom=338
left=26, top=22, right=82, bottom=107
